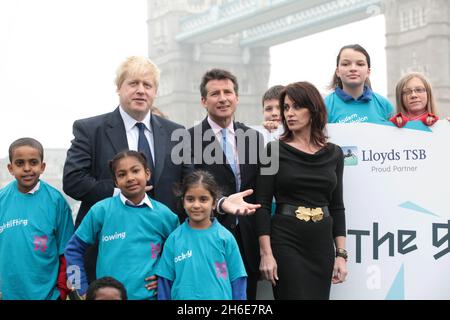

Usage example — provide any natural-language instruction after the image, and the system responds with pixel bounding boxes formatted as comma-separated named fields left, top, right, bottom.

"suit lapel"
left=201, top=118, right=221, bottom=152
left=151, top=115, right=167, bottom=186
left=105, top=107, right=128, bottom=154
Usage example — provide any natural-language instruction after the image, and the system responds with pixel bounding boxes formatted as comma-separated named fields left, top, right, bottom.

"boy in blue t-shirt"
left=0, top=138, right=74, bottom=300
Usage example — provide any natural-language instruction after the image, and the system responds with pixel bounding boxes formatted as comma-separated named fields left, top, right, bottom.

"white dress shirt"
left=119, top=106, right=155, bottom=164
left=207, top=117, right=241, bottom=186
left=119, top=192, right=153, bottom=209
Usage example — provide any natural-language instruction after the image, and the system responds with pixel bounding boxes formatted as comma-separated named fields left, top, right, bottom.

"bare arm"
left=332, top=236, right=348, bottom=284
left=259, top=235, right=278, bottom=286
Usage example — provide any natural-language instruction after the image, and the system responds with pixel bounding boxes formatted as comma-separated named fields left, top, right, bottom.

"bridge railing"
left=179, top=0, right=296, bottom=34
left=241, top=0, right=383, bottom=46
left=177, top=0, right=383, bottom=45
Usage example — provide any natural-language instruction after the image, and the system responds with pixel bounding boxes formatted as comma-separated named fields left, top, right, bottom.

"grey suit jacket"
left=63, top=107, right=193, bottom=227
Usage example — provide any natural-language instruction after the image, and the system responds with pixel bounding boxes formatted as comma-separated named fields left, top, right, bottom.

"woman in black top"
left=255, top=82, right=348, bottom=299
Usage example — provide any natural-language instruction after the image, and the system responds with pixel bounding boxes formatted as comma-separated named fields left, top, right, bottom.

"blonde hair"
left=115, top=56, right=161, bottom=90
left=151, top=106, right=168, bottom=119
left=395, top=73, right=438, bottom=115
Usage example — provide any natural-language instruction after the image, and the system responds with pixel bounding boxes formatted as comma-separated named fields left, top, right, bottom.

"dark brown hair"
left=174, top=170, right=221, bottom=203
left=86, top=276, right=128, bottom=300
left=329, top=44, right=372, bottom=90
left=279, top=82, right=328, bottom=146
left=200, top=68, right=239, bottom=98
left=109, top=150, right=148, bottom=180
left=9, top=137, right=44, bottom=162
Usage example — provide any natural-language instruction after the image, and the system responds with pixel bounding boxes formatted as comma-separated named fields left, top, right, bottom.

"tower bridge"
left=148, top=0, right=450, bottom=126
left=177, top=0, right=383, bottom=47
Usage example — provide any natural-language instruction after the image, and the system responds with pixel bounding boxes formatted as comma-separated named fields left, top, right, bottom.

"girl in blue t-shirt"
left=389, top=72, right=445, bottom=129
left=64, top=150, right=179, bottom=300
left=156, top=170, right=247, bottom=300
left=324, top=44, right=393, bottom=124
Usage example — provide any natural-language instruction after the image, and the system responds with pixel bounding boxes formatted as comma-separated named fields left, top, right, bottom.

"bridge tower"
left=147, top=0, right=270, bottom=127
left=385, top=0, right=450, bottom=116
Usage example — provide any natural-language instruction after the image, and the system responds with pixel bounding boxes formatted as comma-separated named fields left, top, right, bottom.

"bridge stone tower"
left=147, top=0, right=271, bottom=127
left=148, top=0, right=450, bottom=123
left=385, top=0, right=450, bottom=116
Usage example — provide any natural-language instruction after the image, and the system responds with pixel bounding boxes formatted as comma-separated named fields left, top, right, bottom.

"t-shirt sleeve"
left=324, top=93, right=336, bottom=123
left=154, top=235, right=175, bottom=281
left=378, top=94, right=395, bottom=119
left=55, top=197, right=75, bottom=255
left=384, top=98, right=394, bottom=118
left=225, top=234, right=247, bottom=282
left=160, top=206, right=180, bottom=239
left=168, top=212, right=180, bottom=235
left=75, top=205, right=104, bottom=245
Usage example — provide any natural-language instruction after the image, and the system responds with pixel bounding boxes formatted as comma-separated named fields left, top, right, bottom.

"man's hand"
left=222, top=189, right=261, bottom=215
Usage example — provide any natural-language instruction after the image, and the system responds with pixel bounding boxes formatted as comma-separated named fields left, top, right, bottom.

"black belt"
left=276, top=204, right=330, bottom=220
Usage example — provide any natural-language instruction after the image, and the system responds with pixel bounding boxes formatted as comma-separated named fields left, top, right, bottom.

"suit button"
left=230, top=223, right=236, bottom=229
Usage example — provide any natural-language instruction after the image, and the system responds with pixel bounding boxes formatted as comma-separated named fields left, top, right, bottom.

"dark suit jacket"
left=63, top=107, right=193, bottom=227
left=188, top=118, right=264, bottom=274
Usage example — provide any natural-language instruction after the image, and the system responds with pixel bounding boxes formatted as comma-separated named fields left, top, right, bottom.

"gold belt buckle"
left=295, top=207, right=324, bottom=222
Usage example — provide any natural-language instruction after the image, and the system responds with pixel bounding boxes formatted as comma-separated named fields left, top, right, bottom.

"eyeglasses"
left=402, top=87, right=426, bottom=96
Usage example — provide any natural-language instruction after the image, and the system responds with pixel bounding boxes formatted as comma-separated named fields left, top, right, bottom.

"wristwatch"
left=336, top=248, right=348, bottom=261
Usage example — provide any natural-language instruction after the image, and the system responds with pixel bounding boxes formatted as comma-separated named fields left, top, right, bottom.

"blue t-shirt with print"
left=155, top=218, right=247, bottom=300
left=0, top=180, right=74, bottom=300
left=75, top=195, right=179, bottom=300
left=325, top=86, right=394, bottom=124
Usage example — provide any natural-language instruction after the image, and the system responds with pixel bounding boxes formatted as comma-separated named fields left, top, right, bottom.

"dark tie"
left=136, top=122, right=155, bottom=184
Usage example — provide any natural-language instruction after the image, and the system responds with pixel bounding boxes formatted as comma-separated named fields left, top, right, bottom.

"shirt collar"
left=27, top=181, right=41, bottom=194
left=119, top=105, right=152, bottom=133
left=335, top=85, right=373, bottom=102
left=119, top=192, right=153, bottom=209
left=207, top=116, right=235, bottom=136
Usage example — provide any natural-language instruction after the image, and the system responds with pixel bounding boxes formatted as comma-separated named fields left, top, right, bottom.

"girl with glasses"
left=390, top=72, right=441, bottom=128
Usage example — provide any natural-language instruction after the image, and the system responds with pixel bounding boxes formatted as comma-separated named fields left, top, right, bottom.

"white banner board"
left=328, top=121, right=450, bottom=300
